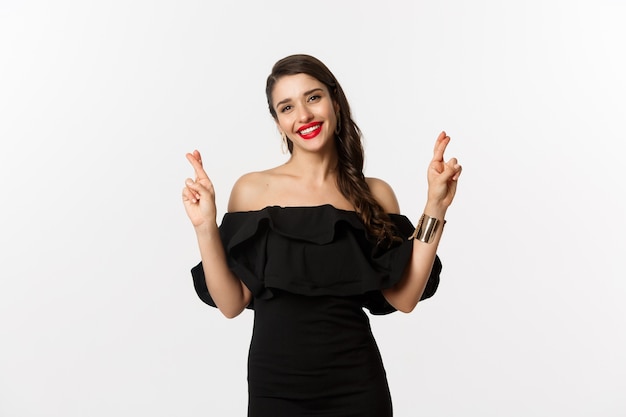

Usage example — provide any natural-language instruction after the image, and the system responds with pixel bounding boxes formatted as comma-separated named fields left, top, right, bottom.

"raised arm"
left=182, top=150, right=251, bottom=318
left=381, top=131, right=462, bottom=313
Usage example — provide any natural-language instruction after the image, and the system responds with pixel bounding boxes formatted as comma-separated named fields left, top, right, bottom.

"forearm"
left=383, top=203, right=447, bottom=313
left=195, top=222, right=250, bottom=318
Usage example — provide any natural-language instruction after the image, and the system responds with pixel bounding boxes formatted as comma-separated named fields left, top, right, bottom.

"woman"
left=182, top=54, right=462, bottom=416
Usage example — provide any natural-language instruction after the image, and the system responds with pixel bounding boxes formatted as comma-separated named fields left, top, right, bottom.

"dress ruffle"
left=192, top=205, right=441, bottom=315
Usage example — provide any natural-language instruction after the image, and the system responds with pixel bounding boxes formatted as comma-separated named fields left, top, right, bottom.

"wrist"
left=194, top=220, right=219, bottom=236
left=423, top=201, right=447, bottom=221
left=410, top=213, right=446, bottom=243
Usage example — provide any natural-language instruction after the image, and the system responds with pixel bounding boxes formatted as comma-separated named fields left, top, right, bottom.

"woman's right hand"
left=182, top=150, right=217, bottom=229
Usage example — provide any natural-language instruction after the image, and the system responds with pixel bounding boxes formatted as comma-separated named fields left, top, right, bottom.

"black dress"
left=192, top=205, right=441, bottom=417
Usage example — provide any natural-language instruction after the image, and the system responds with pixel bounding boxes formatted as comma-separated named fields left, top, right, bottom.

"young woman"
left=182, top=54, right=462, bottom=416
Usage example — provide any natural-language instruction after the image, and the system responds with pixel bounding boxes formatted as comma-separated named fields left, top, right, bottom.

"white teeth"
left=300, top=124, right=320, bottom=134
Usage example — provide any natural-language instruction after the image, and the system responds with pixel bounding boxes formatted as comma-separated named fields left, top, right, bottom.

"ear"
left=332, top=87, right=340, bottom=112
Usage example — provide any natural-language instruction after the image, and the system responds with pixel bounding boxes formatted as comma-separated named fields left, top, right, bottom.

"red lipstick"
left=297, top=122, right=323, bottom=140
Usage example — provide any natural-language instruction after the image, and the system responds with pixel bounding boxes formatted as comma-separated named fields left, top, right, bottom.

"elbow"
left=215, top=291, right=251, bottom=319
left=396, top=301, right=418, bottom=314
left=220, top=308, right=243, bottom=319
left=387, top=300, right=419, bottom=314
left=383, top=288, right=420, bottom=313
left=217, top=303, right=246, bottom=319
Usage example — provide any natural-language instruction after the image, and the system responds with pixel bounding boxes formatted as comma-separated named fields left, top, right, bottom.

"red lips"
left=297, top=122, right=323, bottom=140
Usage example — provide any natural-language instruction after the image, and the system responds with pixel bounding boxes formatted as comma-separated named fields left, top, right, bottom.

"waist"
left=248, top=289, right=384, bottom=398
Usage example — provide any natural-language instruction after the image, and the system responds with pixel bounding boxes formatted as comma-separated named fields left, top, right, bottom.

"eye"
left=280, top=105, right=293, bottom=113
left=308, top=95, right=321, bottom=102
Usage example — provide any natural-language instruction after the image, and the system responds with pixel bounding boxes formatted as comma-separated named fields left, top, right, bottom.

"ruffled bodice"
left=191, top=204, right=441, bottom=315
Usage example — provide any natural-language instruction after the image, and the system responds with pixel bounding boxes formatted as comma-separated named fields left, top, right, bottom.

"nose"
left=297, top=105, right=314, bottom=123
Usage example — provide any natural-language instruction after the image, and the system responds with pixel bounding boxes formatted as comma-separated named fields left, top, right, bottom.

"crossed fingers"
left=184, top=150, right=210, bottom=203
left=432, top=131, right=450, bottom=163
left=431, top=132, right=462, bottom=181
left=186, top=150, right=208, bottom=182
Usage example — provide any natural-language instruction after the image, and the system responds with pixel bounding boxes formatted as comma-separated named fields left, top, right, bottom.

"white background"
left=1, top=1, right=625, bottom=416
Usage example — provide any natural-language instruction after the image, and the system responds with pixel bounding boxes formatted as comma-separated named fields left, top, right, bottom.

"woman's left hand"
left=427, top=131, right=462, bottom=209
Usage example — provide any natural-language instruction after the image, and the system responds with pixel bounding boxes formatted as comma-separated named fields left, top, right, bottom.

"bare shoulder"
left=366, top=177, right=400, bottom=214
left=228, top=171, right=273, bottom=212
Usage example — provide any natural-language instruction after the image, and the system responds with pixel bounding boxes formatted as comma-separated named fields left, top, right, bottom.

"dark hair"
left=266, top=54, right=401, bottom=245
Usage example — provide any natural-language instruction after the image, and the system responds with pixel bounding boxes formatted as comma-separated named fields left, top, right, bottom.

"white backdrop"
left=1, top=1, right=624, bottom=416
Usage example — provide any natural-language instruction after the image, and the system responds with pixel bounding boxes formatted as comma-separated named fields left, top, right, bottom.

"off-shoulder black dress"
left=192, top=205, right=441, bottom=417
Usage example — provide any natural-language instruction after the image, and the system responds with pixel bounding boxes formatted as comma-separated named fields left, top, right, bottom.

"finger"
left=432, top=132, right=450, bottom=162
left=452, top=164, right=462, bottom=181
left=444, top=159, right=462, bottom=181
left=193, top=149, right=203, bottom=166
left=186, top=152, right=209, bottom=180
left=185, top=178, right=204, bottom=201
left=182, top=186, right=198, bottom=204
left=431, top=158, right=458, bottom=181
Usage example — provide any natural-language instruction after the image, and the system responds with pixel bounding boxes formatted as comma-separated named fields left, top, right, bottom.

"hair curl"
left=265, top=54, right=401, bottom=245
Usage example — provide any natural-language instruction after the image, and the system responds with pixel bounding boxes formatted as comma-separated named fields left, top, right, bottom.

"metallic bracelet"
left=409, top=214, right=445, bottom=243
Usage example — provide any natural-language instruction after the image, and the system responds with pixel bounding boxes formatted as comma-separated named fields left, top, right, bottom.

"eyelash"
left=280, top=95, right=322, bottom=113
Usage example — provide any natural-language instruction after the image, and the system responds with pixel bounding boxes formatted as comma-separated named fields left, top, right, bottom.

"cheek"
left=329, top=109, right=339, bottom=126
left=275, top=118, right=290, bottom=135
left=328, top=104, right=339, bottom=119
left=276, top=114, right=293, bottom=129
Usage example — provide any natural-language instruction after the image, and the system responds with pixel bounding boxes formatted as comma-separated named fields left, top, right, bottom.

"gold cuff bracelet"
left=409, top=213, right=445, bottom=243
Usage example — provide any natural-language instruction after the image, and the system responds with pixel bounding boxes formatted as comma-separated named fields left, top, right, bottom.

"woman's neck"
left=283, top=148, right=339, bottom=185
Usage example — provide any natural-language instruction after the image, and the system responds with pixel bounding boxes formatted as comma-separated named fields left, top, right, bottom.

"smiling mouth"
left=300, top=125, right=320, bottom=135
left=298, top=123, right=322, bottom=139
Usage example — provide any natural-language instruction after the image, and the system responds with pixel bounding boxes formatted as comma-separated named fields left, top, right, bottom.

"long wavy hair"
left=265, top=54, right=401, bottom=245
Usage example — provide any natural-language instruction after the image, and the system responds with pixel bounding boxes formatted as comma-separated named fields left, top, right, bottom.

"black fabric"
left=191, top=205, right=441, bottom=315
left=190, top=205, right=442, bottom=416
left=247, top=290, right=393, bottom=417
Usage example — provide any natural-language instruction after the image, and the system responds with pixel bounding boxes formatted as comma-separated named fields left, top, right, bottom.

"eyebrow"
left=275, top=88, right=325, bottom=109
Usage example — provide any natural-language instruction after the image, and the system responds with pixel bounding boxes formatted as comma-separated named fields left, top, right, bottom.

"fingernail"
left=186, top=179, right=193, bottom=185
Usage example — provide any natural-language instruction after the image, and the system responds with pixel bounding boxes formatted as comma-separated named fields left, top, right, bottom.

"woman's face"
left=271, top=73, right=339, bottom=154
